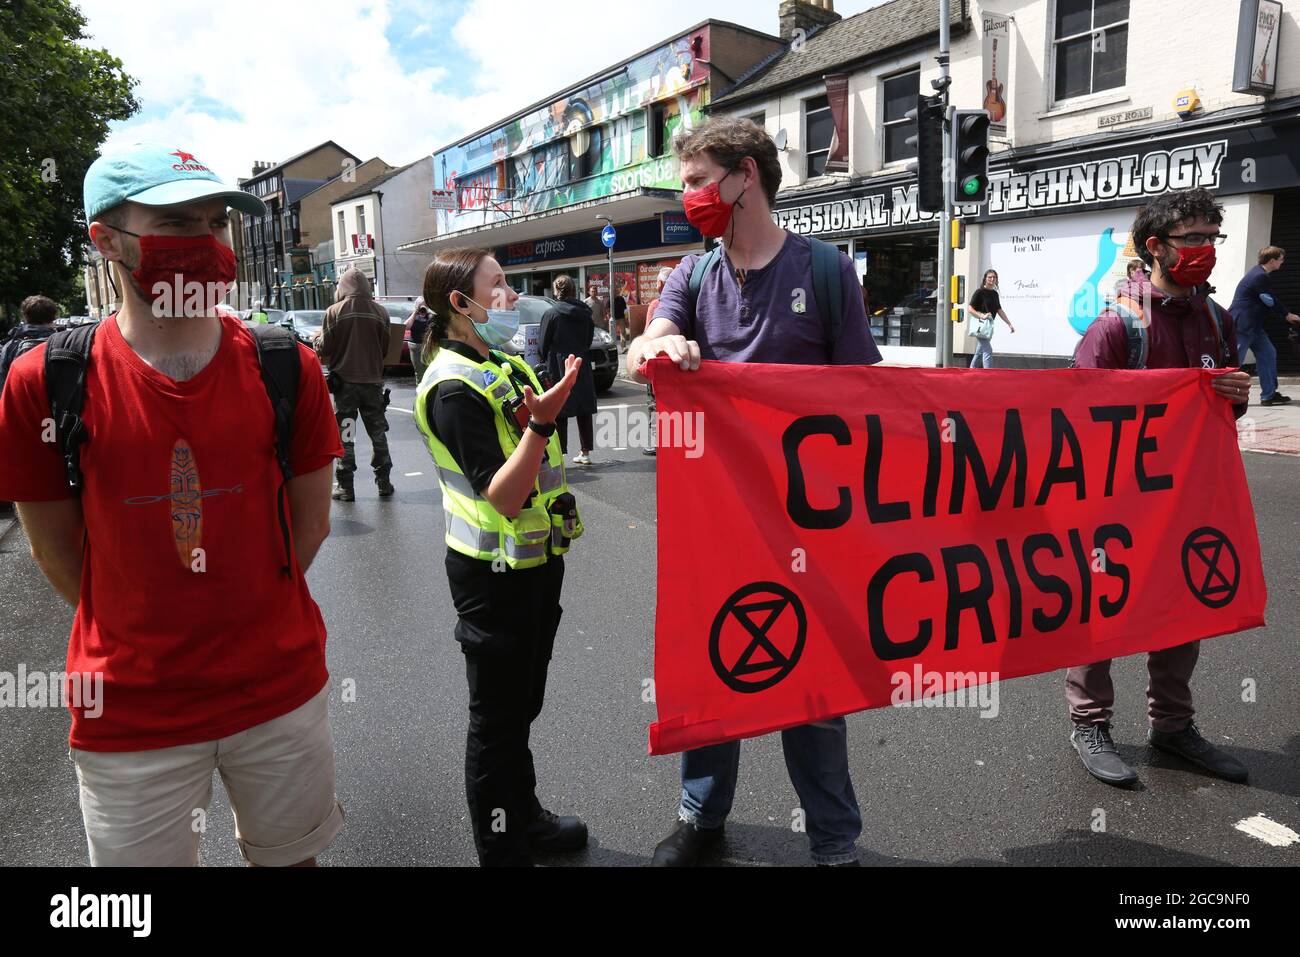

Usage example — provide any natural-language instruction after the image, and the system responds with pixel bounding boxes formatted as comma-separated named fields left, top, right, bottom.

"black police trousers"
left=444, top=549, right=565, bottom=866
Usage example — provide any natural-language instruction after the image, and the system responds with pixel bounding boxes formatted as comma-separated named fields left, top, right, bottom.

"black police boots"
left=524, top=809, right=588, bottom=853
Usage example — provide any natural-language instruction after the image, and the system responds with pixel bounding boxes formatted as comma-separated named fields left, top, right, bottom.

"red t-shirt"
left=0, top=314, right=343, bottom=751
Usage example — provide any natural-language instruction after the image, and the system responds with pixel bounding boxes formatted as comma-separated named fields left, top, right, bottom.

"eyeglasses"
left=1162, top=232, right=1228, bottom=247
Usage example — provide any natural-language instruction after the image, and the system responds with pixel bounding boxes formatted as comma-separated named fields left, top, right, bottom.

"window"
left=1053, top=0, right=1128, bottom=102
left=881, top=69, right=920, bottom=164
left=356, top=205, right=366, bottom=242
left=804, top=94, right=833, bottom=177
left=337, top=212, right=346, bottom=254
left=744, top=111, right=766, bottom=130
left=650, top=104, right=668, bottom=157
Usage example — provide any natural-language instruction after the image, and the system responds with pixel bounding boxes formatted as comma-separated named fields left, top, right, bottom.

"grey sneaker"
left=1148, top=723, right=1248, bottom=783
left=1071, top=722, right=1138, bottom=786
left=331, top=484, right=355, bottom=502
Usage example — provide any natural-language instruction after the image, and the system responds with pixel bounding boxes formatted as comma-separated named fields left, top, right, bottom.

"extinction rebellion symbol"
left=710, top=582, right=807, bottom=693
left=1181, top=527, right=1240, bottom=609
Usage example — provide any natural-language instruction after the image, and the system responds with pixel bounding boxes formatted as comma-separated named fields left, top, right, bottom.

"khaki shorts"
left=71, top=684, right=344, bottom=867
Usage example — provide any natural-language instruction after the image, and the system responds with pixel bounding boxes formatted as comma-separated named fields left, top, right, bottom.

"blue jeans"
left=1239, top=326, right=1278, bottom=400
left=970, top=337, right=994, bottom=368
left=679, top=718, right=862, bottom=864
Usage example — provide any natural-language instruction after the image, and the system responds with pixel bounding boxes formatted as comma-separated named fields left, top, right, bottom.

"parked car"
left=238, top=307, right=286, bottom=329
left=500, top=295, right=619, bottom=393
left=281, top=310, right=326, bottom=346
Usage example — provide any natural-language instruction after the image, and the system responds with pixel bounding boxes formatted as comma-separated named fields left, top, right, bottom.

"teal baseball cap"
left=84, top=143, right=267, bottom=222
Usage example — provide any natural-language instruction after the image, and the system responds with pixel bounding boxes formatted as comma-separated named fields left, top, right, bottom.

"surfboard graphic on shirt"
left=1068, top=227, right=1128, bottom=335
left=169, top=438, right=202, bottom=568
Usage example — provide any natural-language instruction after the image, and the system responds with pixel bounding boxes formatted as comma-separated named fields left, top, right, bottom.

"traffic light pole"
left=936, top=0, right=953, bottom=368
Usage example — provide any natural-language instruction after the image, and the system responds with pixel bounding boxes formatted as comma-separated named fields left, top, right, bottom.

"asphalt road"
left=1, top=371, right=1297, bottom=867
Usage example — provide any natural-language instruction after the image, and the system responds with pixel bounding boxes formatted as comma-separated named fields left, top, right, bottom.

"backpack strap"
left=43, top=322, right=101, bottom=492
left=686, top=246, right=723, bottom=321
left=250, top=324, right=301, bottom=577
left=809, top=237, right=844, bottom=359
left=1112, top=295, right=1149, bottom=370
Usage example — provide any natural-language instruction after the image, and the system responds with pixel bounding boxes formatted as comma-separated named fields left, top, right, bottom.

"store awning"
left=398, top=187, right=683, bottom=253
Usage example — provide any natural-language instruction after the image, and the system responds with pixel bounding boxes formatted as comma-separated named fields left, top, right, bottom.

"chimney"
left=778, top=0, right=840, bottom=42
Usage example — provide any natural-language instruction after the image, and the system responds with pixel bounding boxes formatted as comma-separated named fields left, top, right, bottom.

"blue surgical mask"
left=460, top=295, right=519, bottom=346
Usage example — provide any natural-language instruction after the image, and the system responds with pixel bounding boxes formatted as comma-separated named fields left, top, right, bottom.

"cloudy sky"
left=77, top=0, right=889, bottom=182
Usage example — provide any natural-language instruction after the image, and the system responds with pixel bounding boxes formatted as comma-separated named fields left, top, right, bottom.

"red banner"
left=645, top=360, right=1266, bottom=755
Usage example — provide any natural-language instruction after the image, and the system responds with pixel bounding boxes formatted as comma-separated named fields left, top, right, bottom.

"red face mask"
left=683, top=167, right=742, bottom=238
left=1164, top=243, right=1216, bottom=288
left=112, top=228, right=237, bottom=314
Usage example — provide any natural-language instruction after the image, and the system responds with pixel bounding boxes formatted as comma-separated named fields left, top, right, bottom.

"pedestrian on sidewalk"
left=627, top=116, right=882, bottom=867
left=967, top=269, right=1015, bottom=367
left=1229, top=245, right=1300, bottom=406
left=405, top=296, right=432, bottom=383
left=319, top=269, right=394, bottom=501
left=583, top=282, right=606, bottom=334
left=1069, top=186, right=1250, bottom=788
left=641, top=267, right=673, bottom=457
left=540, top=274, right=597, bottom=466
left=0, top=143, right=345, bottom=865
left=0, top=294, right=59, bottom=395
left=413, top=247, right=588, bottom=866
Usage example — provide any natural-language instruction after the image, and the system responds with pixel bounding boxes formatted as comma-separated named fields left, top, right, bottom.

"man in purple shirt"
left=1069, top=187, right=1251, bottom=788
left=627, top=117, right=880, bottom=867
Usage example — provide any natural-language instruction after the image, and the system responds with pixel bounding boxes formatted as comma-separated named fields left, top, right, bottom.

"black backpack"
left=43, top=321, right=303, bottom=576
left=686, top=237, right=845, bottom=358
left=0, top=325, right=56, bottom=394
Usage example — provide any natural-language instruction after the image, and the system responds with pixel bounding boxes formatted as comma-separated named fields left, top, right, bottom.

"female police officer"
left=414, top=247, right=586, bottom=866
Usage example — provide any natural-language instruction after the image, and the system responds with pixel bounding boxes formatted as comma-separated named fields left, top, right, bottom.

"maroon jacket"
left=1075, top=275, right=1244, bottom=418
left=1075, top=275, right=1238, bottom=372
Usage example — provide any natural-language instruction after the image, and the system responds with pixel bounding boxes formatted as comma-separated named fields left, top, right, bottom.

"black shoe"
left=651, top=819, right=723, bottom=867
left=1148, top=723, right=1248, bottom=783
left=331, top=484, right=354, bottom=502
left=524, top=809, right=588, bottom=853
left=1071, top=722, right=1138, bottom=786
left=376, top=474, right=395, bottom=497
left=642, top=446, right=656, bottom=456
left=816, top=859, right=861, bottom=867
left=1260, top=393, right=1292, bottom=406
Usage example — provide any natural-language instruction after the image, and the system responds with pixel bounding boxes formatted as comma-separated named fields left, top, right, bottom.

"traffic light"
left=951, top=109, right=991, bottom=205
left=905, top=94, right=945, bottom=213
left=950, top=218, right=966, bottom=250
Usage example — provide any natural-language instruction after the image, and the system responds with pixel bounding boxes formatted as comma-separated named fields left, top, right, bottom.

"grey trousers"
left=1065, top=640, right=1200, bottom=732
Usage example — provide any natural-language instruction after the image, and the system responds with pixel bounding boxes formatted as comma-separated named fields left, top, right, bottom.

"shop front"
left=962, top=102, right=1300, bottom=368
left=494, top=212, right=704, bottom=334
left=773, top=98, right=1300, bottom=369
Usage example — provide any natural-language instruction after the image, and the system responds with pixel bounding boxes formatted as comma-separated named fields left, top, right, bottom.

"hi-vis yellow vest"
left=414, top=346, right=582, bottom=568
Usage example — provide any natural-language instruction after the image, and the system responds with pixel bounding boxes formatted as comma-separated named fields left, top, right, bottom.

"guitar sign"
left=984, top=37, right=1007, bottom=123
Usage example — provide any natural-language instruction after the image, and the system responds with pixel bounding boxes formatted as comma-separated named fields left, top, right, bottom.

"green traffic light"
left=961, top=177, right=982, bottom=196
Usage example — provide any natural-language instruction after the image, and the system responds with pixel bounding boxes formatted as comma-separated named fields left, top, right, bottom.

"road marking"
left=404, top=472, right=423, bottom=477
left=391, top=407, right=414, bottom=414
left=1234, top=813, right=1299, bottom=847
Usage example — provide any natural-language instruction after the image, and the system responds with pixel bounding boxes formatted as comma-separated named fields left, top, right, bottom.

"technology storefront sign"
left=774, top=121, right=1300, bottom=238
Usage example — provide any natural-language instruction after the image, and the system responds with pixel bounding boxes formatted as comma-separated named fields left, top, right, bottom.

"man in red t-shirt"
left=0, top=144, right=345, bottom=866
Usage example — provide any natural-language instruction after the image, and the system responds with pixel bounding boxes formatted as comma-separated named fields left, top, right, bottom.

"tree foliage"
left=0, top=0, right=138, bottom=321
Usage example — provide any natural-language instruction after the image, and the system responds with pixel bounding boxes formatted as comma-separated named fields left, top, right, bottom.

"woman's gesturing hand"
left=522, top=354, right=582, bottom=424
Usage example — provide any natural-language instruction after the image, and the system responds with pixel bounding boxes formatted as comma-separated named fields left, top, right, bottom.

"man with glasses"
left=1068, top=187, right=1251, bottom=788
